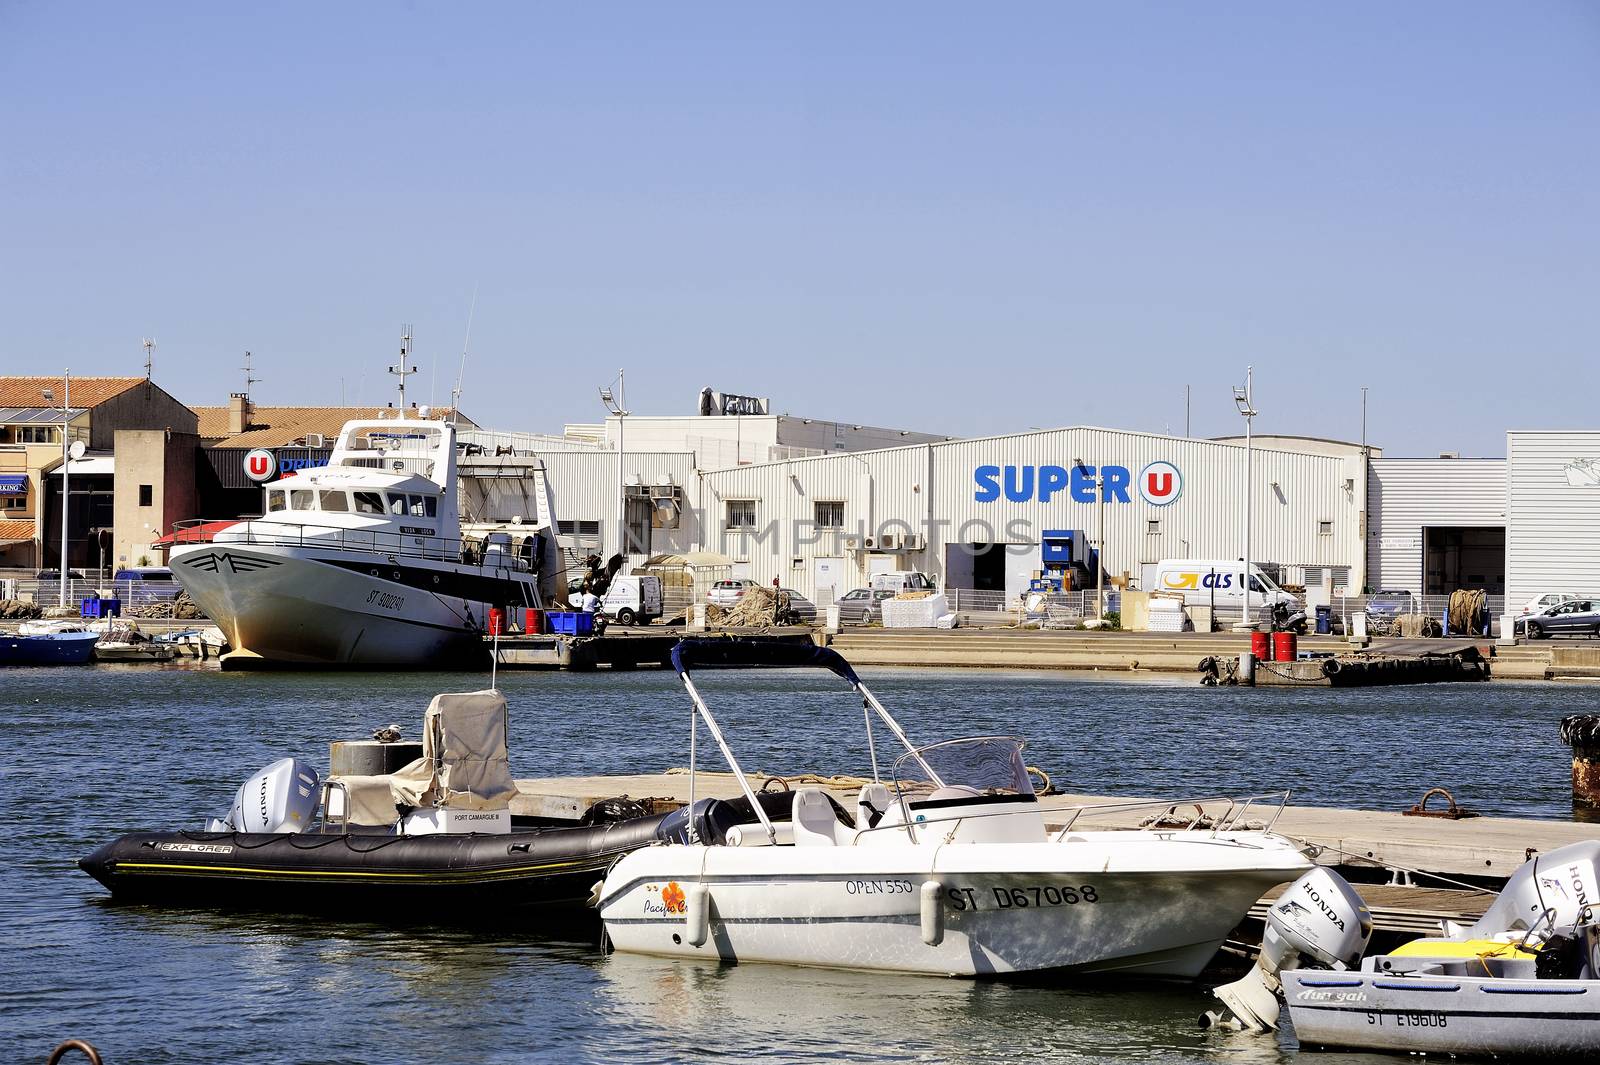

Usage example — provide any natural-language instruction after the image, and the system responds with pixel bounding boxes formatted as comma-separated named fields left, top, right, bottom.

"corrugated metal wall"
left=696, top=427, right=1365, bottom=597
left=1506, top=432, right=1600, bottom=607
left=1366, top=458, right=1505, bottom=593
left=536, top=451, right=702, bottom=555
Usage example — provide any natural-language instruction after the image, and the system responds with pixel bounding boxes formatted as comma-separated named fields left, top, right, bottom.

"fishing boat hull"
left=600, top=833, right=1310, bottom=978
left=171, top=542, right=531, bottom=668
left=1284, top=969, right=1600, bottom=1056
left=81, top=816, right=672, bottom=919
left=0, top=630, right=100, bottom=665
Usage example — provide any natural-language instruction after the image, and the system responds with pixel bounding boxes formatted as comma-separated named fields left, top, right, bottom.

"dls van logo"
left=1139, top=461, right=1182, bottom=506
left=244, top=449, right=276, bottom=482
left=972, top=461, right=1183, bottom=506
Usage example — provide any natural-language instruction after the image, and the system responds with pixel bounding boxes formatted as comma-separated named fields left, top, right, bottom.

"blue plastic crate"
left=545, top=611, right=595, bottom=636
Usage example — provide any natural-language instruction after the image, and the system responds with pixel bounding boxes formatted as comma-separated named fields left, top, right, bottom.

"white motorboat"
left=170, top=415, right=562, bottom=667
left=1210, top=842, right=1600, bottom=1058
left=596, top=638, right=1314, bottom=978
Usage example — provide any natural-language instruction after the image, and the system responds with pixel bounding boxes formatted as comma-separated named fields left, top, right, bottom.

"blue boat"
left=0, top=630, right=101, bottom=665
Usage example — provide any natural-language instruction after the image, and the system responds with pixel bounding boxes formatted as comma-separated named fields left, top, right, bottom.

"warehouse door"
left=813, top=557, right=844, bottom=603
left=1421, top=526, right=1505, bottom=595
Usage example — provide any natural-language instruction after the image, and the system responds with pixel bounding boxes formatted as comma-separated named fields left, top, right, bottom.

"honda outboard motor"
left=1453, top=840, right=1600, bottom=940
left=1207, top=867, right=1373, bottom=1031
left=205, top=758, right=321, bottom=834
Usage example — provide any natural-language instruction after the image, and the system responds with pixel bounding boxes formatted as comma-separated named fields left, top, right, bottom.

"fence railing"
left=3, top=578, right=195, bottom=612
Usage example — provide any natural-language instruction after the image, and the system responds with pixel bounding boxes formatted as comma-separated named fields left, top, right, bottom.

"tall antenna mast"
left=452, top=284, right=478, bottom=420
left=389, top=325, right=418, bottom=409
left=142, top=337, right=156, bottom=379
left=242, top=351, right=261, bottom=397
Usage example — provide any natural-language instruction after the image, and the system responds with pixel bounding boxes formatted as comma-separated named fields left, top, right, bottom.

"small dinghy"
left=80, top=689, right=700, bottom=920
left=597, top=638, right=1314, bottom=978
left=1209, top=842, right=1600, bottom=1058
left=92, top=623, right=176, bottom=663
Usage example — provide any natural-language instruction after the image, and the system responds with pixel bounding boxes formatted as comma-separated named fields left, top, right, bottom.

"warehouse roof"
left=196, top=405, right=475, bottom=448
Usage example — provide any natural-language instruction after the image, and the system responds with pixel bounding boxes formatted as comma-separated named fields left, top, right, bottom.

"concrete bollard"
left=689, top=604, right=707, bottom=632
left=1238, top=651, right=1256, bottom=686
left=1498, top=613, right=1516, bottom=646
left=1559, top=715, right=1600, bottom=818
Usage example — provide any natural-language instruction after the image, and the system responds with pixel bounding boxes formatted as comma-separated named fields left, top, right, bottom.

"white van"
left=1150, top=559, right=1298, bottom=612
left=869, top=570, right=936, bottom=594
left=600, top=574, right=663, bottom=625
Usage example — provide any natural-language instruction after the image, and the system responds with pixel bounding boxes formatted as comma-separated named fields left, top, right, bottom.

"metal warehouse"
left=1506, top=430, right=1600, bottom=610
left=690, top=427, right=1368, bottom=603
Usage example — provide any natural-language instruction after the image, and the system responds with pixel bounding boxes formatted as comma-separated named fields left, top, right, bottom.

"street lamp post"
left=1233, top=367, right=1258, bottom=628
left=1095, top=468, right=1106, bottom=621
left=599, top=370, right=629, bottom=559
left=42, top=373, right=73, bottom=607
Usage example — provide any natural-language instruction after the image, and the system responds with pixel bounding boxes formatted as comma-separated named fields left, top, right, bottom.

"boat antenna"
left=451, top=284, right=478, bottom=421
left=389, top=326, right=417, bottom=410
left=142, top=337, right=155, bottom=379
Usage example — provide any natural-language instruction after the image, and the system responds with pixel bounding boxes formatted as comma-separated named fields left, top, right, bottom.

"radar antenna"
left=389, top=326, right=418, bottom=410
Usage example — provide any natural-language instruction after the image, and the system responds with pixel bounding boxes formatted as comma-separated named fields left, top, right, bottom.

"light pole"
left=43, top=373, right=71, bottom=607
left=1233, top=367, right=1257, bottom=628
left=599, top=370, right=629, bottom=558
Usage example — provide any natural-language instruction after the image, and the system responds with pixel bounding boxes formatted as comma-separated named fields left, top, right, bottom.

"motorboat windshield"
left=891, top=737, right=1034, bottom=803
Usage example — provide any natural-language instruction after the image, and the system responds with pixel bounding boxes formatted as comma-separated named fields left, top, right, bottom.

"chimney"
left=228, top=392, right=252, bottom=435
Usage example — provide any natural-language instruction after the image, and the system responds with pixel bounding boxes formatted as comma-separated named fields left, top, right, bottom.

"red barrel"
left=1250, top=631, right=1270, bottom=661
left=524, top=609, right=542, bottom=635
left=487, top=607, right=505, bottom=636
left=1273, top=630, right=1297, bottom=662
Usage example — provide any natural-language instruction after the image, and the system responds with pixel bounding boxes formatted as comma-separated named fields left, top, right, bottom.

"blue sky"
left=2, top=2, right=1595, bottom=455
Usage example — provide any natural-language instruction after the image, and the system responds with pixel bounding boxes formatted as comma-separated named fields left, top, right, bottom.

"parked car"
left=1364, top=589, right=1414, bottom=633
left=34, top=569, right=86, bottom=581
left=836, top=587, right=896, bottom=624
left=1517, top=599, right=1600, bottom=639
left=775, top=588, right=817, bottom=625
left=706, top=579, right=756, bottom=608
left=1517, top=592, right=1587, bottom=618
left=112, top=566, right=183, bottom=602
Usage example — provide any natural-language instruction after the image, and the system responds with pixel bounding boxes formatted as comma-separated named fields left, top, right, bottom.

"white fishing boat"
left=596, top=638, right=1314, bottom=978
left=1209, top=842, right=1600, bottom=1058
left=170, top=414, right=562, bottom=668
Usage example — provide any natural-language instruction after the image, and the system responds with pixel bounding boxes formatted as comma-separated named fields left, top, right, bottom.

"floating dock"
left=490, top=628, right=816, bottom=670
left=506, top=770, right=1595, bottom=881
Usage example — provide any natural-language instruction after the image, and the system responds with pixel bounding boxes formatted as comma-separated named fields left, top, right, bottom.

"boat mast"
left=390, top=326, right=417, bottom=412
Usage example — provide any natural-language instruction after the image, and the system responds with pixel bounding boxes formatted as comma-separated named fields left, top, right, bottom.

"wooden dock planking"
left=510, top=770, right=1599, bottom=880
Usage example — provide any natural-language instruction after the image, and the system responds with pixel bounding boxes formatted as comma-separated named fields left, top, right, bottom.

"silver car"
left=1519, top=599, right=1600, bottom=639
left=706, top=579, right=755, bottom=608
left=836, top=587, right=895, bottom=624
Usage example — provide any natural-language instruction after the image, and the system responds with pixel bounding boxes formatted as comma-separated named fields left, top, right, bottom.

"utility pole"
left=1233, top=368, right=1258, bottom=628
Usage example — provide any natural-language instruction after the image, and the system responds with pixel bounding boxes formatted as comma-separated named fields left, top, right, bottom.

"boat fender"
left=921, top=879, right=945, bottom=946
left=685, top=883, right=711, bottom=947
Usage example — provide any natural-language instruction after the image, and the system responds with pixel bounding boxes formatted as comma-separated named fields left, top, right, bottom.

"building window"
left=138, top=484, right=153, bottom=507
left=814, top=501, right=845, bottom=528
left=1, top=495, right=25, bottom=511
left=15, top=426, right=59, bottom=444
left=557, top=520, right=601, bottom=536
left=1146, top=519, right=1160, bottom=535
left=725, top=500, right=757, bottom=530
left=1318, top=520, right=1334, bottom=536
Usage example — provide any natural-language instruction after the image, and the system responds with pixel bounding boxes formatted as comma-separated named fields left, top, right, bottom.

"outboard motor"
left=1207, top=867, right=1373, bottom=1031
left=205, top=758, right=321, bottom=834
left=1452, top=840, right=1600, bottom=940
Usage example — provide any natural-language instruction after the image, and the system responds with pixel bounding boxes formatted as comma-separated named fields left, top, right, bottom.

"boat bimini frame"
left=673, top=638, right=946, bottom=846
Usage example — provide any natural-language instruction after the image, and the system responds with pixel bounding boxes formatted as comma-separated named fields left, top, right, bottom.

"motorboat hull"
left=600, top=835, right=1310, bottom=978
left=81, top=817, right=671, bottom=920
left=1284, top=969, right=1600, bottom=1056
left=0, top=630, right=100, bottom=665
left=171, top=542, right=531, bottom=668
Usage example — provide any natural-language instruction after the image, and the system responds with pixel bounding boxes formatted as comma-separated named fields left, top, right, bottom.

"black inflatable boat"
left=79, top=793, right=796, bottom=919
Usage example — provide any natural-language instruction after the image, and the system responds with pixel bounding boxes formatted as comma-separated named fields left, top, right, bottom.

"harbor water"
left=5, top=664, right=1592, bottom=1063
